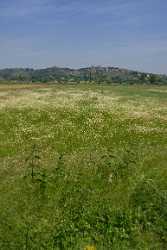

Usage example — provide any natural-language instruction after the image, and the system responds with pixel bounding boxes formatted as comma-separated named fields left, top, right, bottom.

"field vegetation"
left=0, top=83, right=167, bottom=249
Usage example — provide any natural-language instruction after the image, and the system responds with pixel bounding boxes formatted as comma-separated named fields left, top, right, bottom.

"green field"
left=0, top=83, right=167, bottom=249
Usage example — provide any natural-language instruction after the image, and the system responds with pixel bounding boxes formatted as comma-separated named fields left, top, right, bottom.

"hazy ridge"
left=0, top=66, right=167, bottom=84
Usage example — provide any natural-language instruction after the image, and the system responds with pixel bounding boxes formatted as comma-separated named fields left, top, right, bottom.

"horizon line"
left=0, top=65, right=166, bottom=76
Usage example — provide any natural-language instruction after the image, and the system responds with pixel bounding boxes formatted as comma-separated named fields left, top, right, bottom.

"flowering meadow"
left=0, top=83, right=167, bottom=249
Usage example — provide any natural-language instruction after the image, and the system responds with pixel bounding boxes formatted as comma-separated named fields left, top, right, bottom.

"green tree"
left=149, top=74, right=157, bottom=84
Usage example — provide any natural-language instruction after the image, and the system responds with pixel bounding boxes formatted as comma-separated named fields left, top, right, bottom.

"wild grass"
left=0, top=83, right=167, bottom=249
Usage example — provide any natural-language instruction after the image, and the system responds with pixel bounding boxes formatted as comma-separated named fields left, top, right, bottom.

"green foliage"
left=130, top=179, right=167, bottom=241
left=0, top=84, right=167, bottom=249
left=0, top=66, right=167, bottom=84
left=149, top=74, right=157, bottom=84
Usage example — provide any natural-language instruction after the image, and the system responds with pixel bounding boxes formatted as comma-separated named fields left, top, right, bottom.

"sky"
left=0, top=0, right=167, bottom=74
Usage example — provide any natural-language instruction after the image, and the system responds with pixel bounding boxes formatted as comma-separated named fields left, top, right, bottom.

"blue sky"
left=0, top=0, right=167, bottom=73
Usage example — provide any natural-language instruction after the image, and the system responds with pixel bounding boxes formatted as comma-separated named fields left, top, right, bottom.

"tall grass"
left=0, top=83, right=167, bottom=249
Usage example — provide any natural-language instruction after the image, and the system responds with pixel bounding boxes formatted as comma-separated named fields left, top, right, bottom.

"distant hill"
left=0, top=66, right=167, bottom=84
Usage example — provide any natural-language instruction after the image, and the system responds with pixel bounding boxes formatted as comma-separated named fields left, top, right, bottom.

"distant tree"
left=149, top=74, right=157, bottom=84
left=139, top=73, right=147, bottom=82
left=17, top=74, right=24, bottom=81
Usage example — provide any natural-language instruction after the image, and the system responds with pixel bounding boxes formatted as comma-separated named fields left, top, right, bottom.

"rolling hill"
left=0, top=66, right=167, bottom=84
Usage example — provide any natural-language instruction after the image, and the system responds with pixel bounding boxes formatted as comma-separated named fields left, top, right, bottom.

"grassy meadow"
left=0, top=83, right=167, bottom=249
